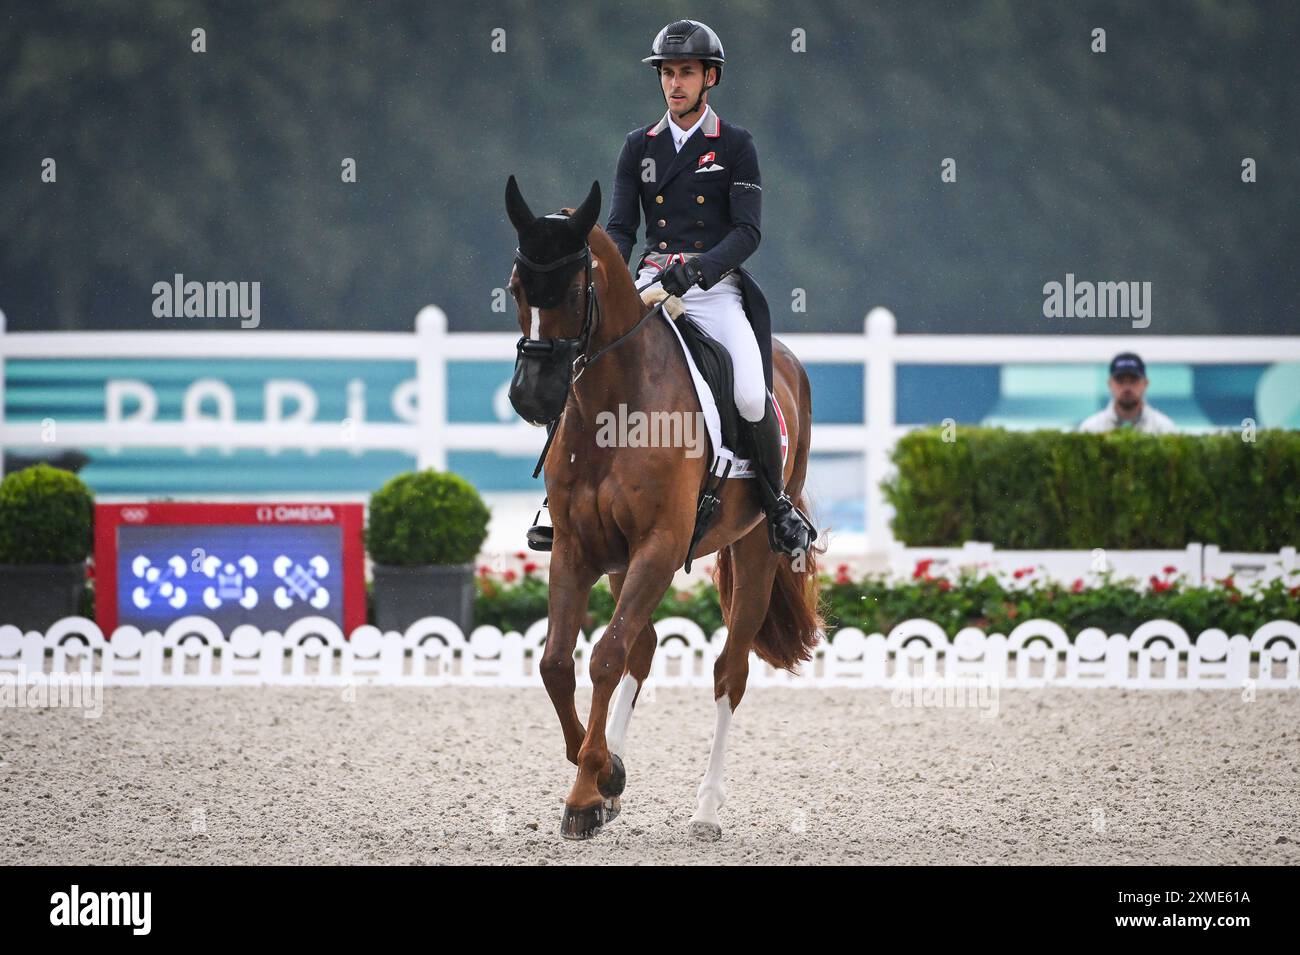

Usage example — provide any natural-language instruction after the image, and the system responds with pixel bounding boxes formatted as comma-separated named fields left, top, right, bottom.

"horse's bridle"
left=509, top=243, right=667, bottom=477
left=513, top=244, right=601, bottom=382
left=512, top=243, right=662, bottom=385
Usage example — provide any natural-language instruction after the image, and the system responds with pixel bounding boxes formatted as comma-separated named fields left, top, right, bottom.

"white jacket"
left=1078, top=399, right=1178, bottom=434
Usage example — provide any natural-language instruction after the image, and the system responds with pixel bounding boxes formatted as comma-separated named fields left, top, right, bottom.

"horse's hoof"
left=561, top=801, right=606, bottom=840
left=603, top=795, right=621, bottom=823
left=688, top=820, right=722, bottom=842
left=598, top=753, right=626, bottom=799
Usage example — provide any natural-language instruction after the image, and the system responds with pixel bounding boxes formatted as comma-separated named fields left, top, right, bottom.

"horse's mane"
left=588, top=224, right=646, bottom=316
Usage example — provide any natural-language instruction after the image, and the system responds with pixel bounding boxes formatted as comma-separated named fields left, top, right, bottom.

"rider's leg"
left=670, top=275, right=815, bottom=557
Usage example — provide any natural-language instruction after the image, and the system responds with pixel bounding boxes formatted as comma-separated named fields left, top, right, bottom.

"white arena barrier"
left=0, top=615, right=1297, bottom=689
left=888, top=542, right=1208, bottom=588
left=1202, top=545, right=1297, bottom=587
left=5, top=305, right=1300, bottom=553
left=891, top=543, right=1300, bottom=590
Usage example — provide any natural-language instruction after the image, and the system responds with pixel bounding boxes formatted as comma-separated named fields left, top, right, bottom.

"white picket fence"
left=2, top=614, right=1297, bottom=689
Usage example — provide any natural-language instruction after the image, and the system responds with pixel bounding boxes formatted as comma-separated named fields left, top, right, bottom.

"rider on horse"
left=525, top=18, right=814, bottom=557
left=619, top=19, right=814, bottom=557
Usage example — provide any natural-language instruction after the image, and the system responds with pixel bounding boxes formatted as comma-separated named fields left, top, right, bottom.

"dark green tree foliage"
left=1, top=0, right=1295, bottom=333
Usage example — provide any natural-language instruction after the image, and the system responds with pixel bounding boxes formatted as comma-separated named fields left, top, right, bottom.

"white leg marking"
left=529, top=306, right=541, bottom=340
left=689, top=696, right=732, bottom=834
left=605, top=672, right=639, bottom=760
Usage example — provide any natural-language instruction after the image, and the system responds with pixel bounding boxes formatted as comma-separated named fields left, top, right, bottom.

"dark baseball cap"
left=1109, top=352, right=1146, bottom=378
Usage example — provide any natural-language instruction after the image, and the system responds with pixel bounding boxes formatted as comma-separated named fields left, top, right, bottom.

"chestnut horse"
left=505, top=176, right=821, bottom=840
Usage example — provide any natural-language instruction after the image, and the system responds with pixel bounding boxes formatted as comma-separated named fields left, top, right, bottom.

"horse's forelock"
left=514, top=211, right=636, bottom=314
left=514, top=216, right=585, bottom=307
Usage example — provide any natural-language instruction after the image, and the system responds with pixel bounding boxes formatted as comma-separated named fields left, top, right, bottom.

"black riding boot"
left=745, top=395, right=816, bottom=557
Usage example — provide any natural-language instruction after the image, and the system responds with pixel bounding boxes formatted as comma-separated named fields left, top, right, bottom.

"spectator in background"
left=1078, top=352, right=1177, bottom=434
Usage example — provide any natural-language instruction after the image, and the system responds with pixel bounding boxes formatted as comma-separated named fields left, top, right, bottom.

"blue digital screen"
left=116, top=524, right=344, bottom=632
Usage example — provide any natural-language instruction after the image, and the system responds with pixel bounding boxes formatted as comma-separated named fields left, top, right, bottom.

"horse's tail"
left=714, top=493, right=825, bottom=672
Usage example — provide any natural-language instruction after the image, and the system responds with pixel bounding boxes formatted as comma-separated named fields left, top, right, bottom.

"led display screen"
left=94, top=503, right=365, bottom=635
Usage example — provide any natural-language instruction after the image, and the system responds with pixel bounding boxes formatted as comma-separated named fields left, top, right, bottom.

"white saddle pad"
left=654, top=308, right=788, bottom=480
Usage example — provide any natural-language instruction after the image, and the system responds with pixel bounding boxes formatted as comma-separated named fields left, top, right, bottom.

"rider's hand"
left=659, top=259, right=704, bottom=297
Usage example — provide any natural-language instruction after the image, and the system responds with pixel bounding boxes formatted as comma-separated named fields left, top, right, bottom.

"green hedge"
left=0, top=464, right=95, bottom=564
left=90, top=565, right=1300, bottom=640
left=882, top=427, right=1300, bottom=550
left=469, top=565, right=1299, bottom=640
left=473, top=571, right=724, bottom=637
left=365, top=469, right=490, bottom=566
left=820, top=567, right=1299, bottom=639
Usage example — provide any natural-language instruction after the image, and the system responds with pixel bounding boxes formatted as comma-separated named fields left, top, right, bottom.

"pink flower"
left=522, top=562, right=539, bottom=575
left=514, top=550, right=528, bottom=560
left=1013, top=569, right=1026, bottom=580
left=477, top=565, right=491, bottom=578
left=503, top=569, right=518, bottom=583
left=938, top=579, right=951, bottom=592
left=1162, top=565, right=1177, bottom=575
left=1071, top=578, right=1084, bottom=593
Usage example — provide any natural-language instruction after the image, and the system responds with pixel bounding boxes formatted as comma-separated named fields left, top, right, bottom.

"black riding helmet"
left=642, top=19, right=725, bottom=115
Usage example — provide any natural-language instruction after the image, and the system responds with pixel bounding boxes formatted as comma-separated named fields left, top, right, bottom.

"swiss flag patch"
left=698, top=152, right=716, bottom=167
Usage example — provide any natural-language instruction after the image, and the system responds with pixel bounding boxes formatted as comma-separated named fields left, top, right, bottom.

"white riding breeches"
left=637, top=264, right=767, bottom=423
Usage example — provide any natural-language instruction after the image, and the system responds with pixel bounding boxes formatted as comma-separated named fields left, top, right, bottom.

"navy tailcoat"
left=605, top=106, right=774, bottom=390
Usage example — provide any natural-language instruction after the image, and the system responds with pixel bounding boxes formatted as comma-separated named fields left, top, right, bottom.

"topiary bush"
left=366, top=469, right=490, bottom=566
left=0, top=464, right=94, bottom=564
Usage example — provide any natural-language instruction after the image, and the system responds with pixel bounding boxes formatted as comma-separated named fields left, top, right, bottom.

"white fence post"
left=416, top=305, right=448, bottom=471
left=865, top=307, right=897, bottom=553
